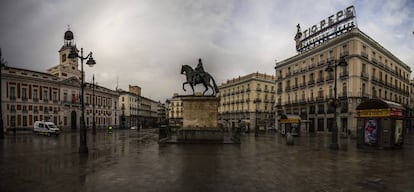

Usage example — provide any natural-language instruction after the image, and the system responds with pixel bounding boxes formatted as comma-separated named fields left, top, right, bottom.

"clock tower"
left=47, top=27, right=81, bottom=80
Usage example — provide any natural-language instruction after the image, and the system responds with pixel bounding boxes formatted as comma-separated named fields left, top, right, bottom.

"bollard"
left=286, top=132, right=294, bottom=145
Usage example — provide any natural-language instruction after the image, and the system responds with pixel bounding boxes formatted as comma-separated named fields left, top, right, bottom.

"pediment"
left=60, top=76, right=81, bottom=86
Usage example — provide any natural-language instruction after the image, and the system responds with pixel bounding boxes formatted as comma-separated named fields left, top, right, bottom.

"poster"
left=395, top=120, right=403, bottom=145
left=364, top=119, right=377, bottom=145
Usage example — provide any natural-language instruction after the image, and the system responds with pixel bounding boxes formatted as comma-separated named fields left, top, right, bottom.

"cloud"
left=1, top=0, right=413, bottom=102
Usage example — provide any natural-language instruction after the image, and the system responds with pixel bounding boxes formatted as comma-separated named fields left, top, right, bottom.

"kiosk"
left=279, top=115, right=301, bottom=136
left=356, top=99, right=404, bottom=149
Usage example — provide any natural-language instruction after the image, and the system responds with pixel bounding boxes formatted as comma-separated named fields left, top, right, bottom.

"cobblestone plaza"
left=1, top=130, right=413, bottom=192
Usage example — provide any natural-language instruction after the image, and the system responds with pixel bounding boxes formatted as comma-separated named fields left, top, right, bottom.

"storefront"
left=279, top=115, right=301, bottom=136
left=356, top=99, right=404, bottom=149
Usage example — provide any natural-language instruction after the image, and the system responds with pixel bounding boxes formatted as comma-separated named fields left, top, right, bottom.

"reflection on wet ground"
left=1, top=130, right=413, bottom=192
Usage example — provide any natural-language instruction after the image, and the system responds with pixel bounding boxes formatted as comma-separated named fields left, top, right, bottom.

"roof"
left=356, top=99, right=405, bottom=110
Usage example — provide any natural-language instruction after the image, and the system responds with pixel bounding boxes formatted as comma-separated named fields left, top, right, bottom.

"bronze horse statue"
left=181, top=64, right=219, bottom=96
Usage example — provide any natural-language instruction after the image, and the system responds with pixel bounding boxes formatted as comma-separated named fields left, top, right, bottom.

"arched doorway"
left=71, top=111, right=77, bottom=130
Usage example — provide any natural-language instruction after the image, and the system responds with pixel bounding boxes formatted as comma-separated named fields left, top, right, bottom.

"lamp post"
left=68, top=47, right=96, bottom=153
left=92, top=74, right=96, bottom=135
left=325, top=56, right=347, bottom=150
left=254, top=98, right=260, bottom=137
left=0, top=48, right=8, bottom=139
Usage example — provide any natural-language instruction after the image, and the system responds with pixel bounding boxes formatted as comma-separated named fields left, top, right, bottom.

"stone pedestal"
left=177, top=96, right=224, bottom=142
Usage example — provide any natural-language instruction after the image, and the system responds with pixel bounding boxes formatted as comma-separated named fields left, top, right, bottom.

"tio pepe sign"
left=302, top=6, right=355, bottom=40
left=295, top=5, right=357, bottom=52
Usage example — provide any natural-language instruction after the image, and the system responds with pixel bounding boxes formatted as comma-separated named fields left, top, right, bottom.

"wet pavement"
left=1, top=129, right=414, bottom=192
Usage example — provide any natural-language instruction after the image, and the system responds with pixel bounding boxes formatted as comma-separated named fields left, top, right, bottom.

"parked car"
left=33, top=121, right=60, bottom=136
left=130, top=126, right=137, bottom=130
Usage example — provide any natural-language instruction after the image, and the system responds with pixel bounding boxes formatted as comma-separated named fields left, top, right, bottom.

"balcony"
left=338, top=92, right=347, bottom=98
left=317, top=77, right=325, bottom=84
left=43, top=99, right=49, bottom=103
left=316, top=95, right=325, bottom=102
left=371, top=57, right=378, bottom=64
left=318, top=60, right=325, bottom=66
left=9, top=96, right=16, bottom=101
left=44, top=110, right=49, bottom=114
left=22, top=97, right=28, bottom=102
left=308, top=97, right=315, bottom=103
left=371, top=76, right=378, bottom=83
left=361, top=72, right=369, bottom=81
left=339, top=71, right=349, bottom=79
left=340, top=51, right=349, bottom=57
left=292, top=84, right=299, bottom=90
left=300, top=99, right=306, bottom=104
left=308, top=79, right=315, bottom=86
left=33, top=98, right=39, bottom=102
left=285, top=86, right=291, bottom=92
left=277, top=88, right=283, bottom=94
left=256, top=88, right=262, bottom=92
left=22, top=109, right=28, bottom=114
left=326, top=74, right=334, bottom=82
left=309, top=63, right=315, bottom=69
left=53, top=100, right=59, bottom=104
left=361, top=52, right=368, bottom=59
left=34, top=109, right=39, bottom=114
left=300, top=83, right=306, bottom=88
left=286, top=72, right=291, bottom=77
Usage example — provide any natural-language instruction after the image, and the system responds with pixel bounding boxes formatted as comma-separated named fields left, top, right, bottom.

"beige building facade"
left=118, top=86, right=160, bottom=129
left=218, top=72, right=276, bottom=130
left=166, top=93, right=183, bottom=127
left=275, top=28, right=411, bottom=135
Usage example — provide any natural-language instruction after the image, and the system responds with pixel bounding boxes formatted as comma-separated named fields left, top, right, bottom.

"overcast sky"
left=1, top=0, right=414, bottom=102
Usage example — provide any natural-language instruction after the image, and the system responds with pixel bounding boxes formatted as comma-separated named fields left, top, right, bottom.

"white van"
left=34, top=121, right=61, bottom=136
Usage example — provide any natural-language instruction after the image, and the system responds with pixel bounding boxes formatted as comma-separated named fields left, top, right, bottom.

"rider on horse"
left=193, top=58, right=205, bottom=85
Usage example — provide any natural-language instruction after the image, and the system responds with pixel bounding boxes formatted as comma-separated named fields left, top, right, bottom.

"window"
left=33, top=89, right=38, bottom=100
left=362, top=63, right=366, bottom=73
left=62, top=54, right=66, bottom=62
left=52, top=92, right=57, bottom=101
left=22, top=88, right=27, bottom=100
left=43, top=90, right=48, bottom=101
left=362, top=83, right=366, bottom=96
left=23, top=116, right=27, bottom=126
left=63, top=92, right=68, bottom=102
left=9, top=87, right=16, bottom=100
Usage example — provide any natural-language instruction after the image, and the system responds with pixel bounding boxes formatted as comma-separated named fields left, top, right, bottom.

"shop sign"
left=390, top=109, right=403, bottom=117
left=280, top=118, right=300, bottom=123
left=357, top=109, right=390, bottom=117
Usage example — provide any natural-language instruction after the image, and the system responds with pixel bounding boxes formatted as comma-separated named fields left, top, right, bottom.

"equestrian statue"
left=181, top=58, right=219, bottom=96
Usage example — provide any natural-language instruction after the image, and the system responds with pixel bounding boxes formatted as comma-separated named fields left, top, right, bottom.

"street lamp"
left=254, top=98, right=260, bottom=137
left=92, top=74, right=96, bottom=135
left=68, top=47, right=96, bottom=153
left=325, top=56, right=347, bottom=150
left=0, top=48, right=8, bottom=139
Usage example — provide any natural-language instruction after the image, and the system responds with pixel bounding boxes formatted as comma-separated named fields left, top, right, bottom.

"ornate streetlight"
left=254, top=98, right=260, bottom=137
left=92, top=74, right=96, bottom=135
left=325, top=56, right=347, bottom=150
left=0, top=48, right=8, bottom=139
left=68, top=47, right=96, bottom=153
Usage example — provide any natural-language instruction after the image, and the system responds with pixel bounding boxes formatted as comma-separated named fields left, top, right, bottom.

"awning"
left=356, top=99, right=404, bottom=117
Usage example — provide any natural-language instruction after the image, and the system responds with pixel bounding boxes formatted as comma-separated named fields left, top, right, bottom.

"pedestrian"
left=108, top=125, right=113, bottom=133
